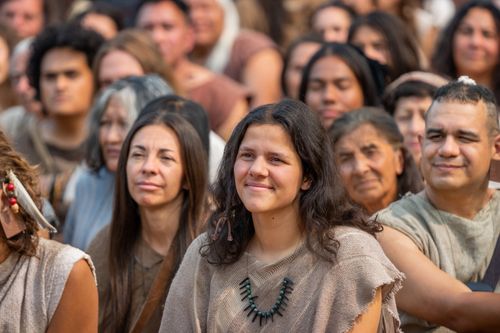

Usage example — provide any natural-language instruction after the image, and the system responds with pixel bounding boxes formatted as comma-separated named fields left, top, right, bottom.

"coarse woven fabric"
left=159, top=226, right=403, bottom=333
left=0, top=238, right=95, bottom=332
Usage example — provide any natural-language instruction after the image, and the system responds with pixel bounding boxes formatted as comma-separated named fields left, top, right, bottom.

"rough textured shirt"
left=0, top=238, right=94, bottom=332
left=160, top=226, right=403, bottom=332
left=375, top=190, right=500, bottom=333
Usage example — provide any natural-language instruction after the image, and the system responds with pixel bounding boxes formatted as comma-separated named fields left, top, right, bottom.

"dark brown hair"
left=0, top=131, right=40, bottom=256
left=201, top=99, right=379, bottom=265
left=102, top=107, right=208, bottom=332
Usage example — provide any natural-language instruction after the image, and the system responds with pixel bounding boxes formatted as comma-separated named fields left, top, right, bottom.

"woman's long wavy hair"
left=102, top=110, right=208, bottom=332
left=0, top=131, right=41, bottom=256
left=328, top=107, right=424, bottom=203
left=201, top=99, right=380, bottom=265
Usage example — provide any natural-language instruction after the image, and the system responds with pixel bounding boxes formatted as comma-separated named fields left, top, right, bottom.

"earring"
left=2, top=177, right=20, bottom=214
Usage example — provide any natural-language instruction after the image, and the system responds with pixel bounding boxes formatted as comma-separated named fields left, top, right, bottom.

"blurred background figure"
left=281, top=33, right=323, bottom=99
left=88, top=101, right=208, bottom=332
left=70, top=1, right=125, bottom=39
left=432, top=0, right=500, bottom=103
left=185, top=0, right=283, bottom=107
left=135, top=0, right=248, bottom=141
left=0, top=23, right=18, bottom=112
left=329, top=107, right=423, bottom=215
left=299, top=42, right=381, bottom=128
left=64, top=75, right=174, bottom=250
left=310, top=1, right=356, bottom=43
left=383, top=71, right=448, bottom=168
left=0, top=0, right=45, bottom=39
left=348, top=11, right=425, bottom=83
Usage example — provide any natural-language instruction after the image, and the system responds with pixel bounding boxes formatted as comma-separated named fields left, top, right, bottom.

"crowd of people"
left=0, top=0, right=499, bottom=332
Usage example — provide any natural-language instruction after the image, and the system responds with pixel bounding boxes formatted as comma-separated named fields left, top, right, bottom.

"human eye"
left=482, top=29, right=498, bottom=40
left=337, top=80, right=352, bottom=91
left=238, top=151, right=253, bottom=160
left=66, top=70, right=80, bottom=79
left=457, top=24, right=473, bottom=36
left=99, top=119, right=111, bottom=128
left=308, top=80, right=323, bottom=92
left=426, top=132, right=442, bottom=141
left=42, top=73, right=57, bottom=81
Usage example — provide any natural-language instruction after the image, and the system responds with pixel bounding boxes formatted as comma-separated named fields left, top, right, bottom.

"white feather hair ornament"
left=457, top=76, right=476, bottom=85
left=7, top=170, right=57, bottom=233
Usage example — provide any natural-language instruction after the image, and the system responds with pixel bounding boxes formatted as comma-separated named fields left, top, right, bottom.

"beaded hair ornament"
left=1, top=170, right=56, bottom=238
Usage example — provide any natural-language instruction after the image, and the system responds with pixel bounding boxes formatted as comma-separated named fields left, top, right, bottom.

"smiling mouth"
left=245, top=182, right=273, bottom=190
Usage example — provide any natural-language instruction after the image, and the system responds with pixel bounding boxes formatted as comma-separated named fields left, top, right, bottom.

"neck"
left=364, top=191, right=398, bottom=215
left=425, top=182, right=493, bottom=219
left=140, top=195, right=183, bottom=256
left=248, top=205, right=304, bottom=264
left=41, top=113, right=88, bottom=148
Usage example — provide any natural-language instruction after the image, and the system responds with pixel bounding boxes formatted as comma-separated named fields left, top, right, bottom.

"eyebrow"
left=131, top=144, right=174, bottom=153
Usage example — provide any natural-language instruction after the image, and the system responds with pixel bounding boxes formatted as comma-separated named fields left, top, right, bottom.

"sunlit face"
left=40, top=48, right=94, bottom=116
left=99, top=95, right=132, bottom=172
left=284, top=41, right=321, bottom=99
left=81, top=13, right=118, bottom=40
left=234, top=124, right=309, bottom=217
left=136, top=1, right=194, bottom=66
left=394, top=96, right=432, bottom=166
left=305, top=55, right=364, bottom=128
left=98, top=50, right=145, bottom=89
left=453, top=8, right=499, bottom=79
left=0, top=37, right=9, bottom=84
left=335, top=123, right=403, bottom=214
left=127, top=124, right=185, bottom=208
left=421, top=100, right=498, bottom=193
left=350, top=25, right=390, bottom=66
left=0, top=0, right=44, bottom=38
left=312, top=6, right=352, bottom=43
left=185, top=0, right=224, bottom=49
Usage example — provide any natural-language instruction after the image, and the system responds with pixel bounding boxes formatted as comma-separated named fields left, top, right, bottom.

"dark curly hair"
left=0, top=131, right=41, bottom=256
left=27, top=23, right=105, bottom=101
left=201, top=99, right=380, bottom=265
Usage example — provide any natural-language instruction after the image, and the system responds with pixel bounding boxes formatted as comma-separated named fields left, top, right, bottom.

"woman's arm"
left=46, top=259, right=98, bottom=333
left=349, top=288, right=382, bottom=333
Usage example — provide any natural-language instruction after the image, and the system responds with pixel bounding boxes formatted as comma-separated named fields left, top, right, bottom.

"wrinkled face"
left=305, top=55, right=364, bottom=128
left=99, top=95, right=132, bottom=172
left=98, top=50, right=145, bottom=89
left=335, top=123, right=403, bottom=214
left=350, top=25, right=390, bottom=66
left=40, top=48, right=94, bottom=116
left=234, top=124, right=309, bottom=217
left=136, top=1, right=194, bottom=66
left=81, top=13, right=118, bottom=40
left=0, top=0, right=44, bottom=38
left=421, top=100, right=498, bottom=193
left=127, top=124, right=185, bottom=208
left=185, top=0, right=224, bottom=49
left=453, top=8, right=499, bottom=79
left=284, top=42, right=321, bottom=99
left=394, top=96, right=432, bottom=166
left=312, top=7, right=352, bottom=43
left=9, top=48, right=41, bottom=114
left=0, top=37, right=9, bottom=84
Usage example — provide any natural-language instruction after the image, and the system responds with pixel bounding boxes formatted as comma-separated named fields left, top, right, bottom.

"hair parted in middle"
left=328, top=107, right=424, bottom=199
left=103, top=104, right=208, bottom=332
left=201, top=99, right=380, bottom=265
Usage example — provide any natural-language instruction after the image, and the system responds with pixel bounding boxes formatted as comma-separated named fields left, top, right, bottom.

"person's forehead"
left=426, top=100, right=488, bottom=130
left=41, top=48, right=89, bottom=70
left=1, top=0, right=43, bottom=12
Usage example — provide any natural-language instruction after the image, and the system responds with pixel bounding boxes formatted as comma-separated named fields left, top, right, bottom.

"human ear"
left=395, top=149, right=404, bottom=176
left=301, top=177, right=311, bottom=190
left=492, top=133, right=500, bottom=161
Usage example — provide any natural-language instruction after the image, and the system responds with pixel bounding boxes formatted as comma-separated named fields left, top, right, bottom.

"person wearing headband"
left=0, top=130, right=97, bottom=332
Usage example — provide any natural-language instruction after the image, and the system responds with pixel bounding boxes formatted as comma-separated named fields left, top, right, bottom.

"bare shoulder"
left=47, top=259, right=98, bottom=333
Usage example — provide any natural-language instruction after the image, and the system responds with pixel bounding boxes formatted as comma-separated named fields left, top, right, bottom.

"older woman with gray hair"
left=64, top=74, right=174, bottom=250
left=328, top=107, right=423, bottom=215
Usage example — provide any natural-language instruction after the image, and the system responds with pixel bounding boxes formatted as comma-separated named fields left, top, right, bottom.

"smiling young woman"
left=159, top=99, right=404, bottom=332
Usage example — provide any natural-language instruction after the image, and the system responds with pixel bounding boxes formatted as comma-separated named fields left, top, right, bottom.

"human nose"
left=409, top=115, right=425, bottom=135
left=151, top=27, right=165, bottom=44
left=54, top=75, right=67, bottom=91
left=352, top=155, right=370, bottom=175
left=323, top=84, right=338, bottom=104
left=248, top=156, right=268, bottom=177
left=141, top=154, right=158, bottom=174
left=438, top=135, right=459, bottom=157
left=105, top=124, right=124, bottom=144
